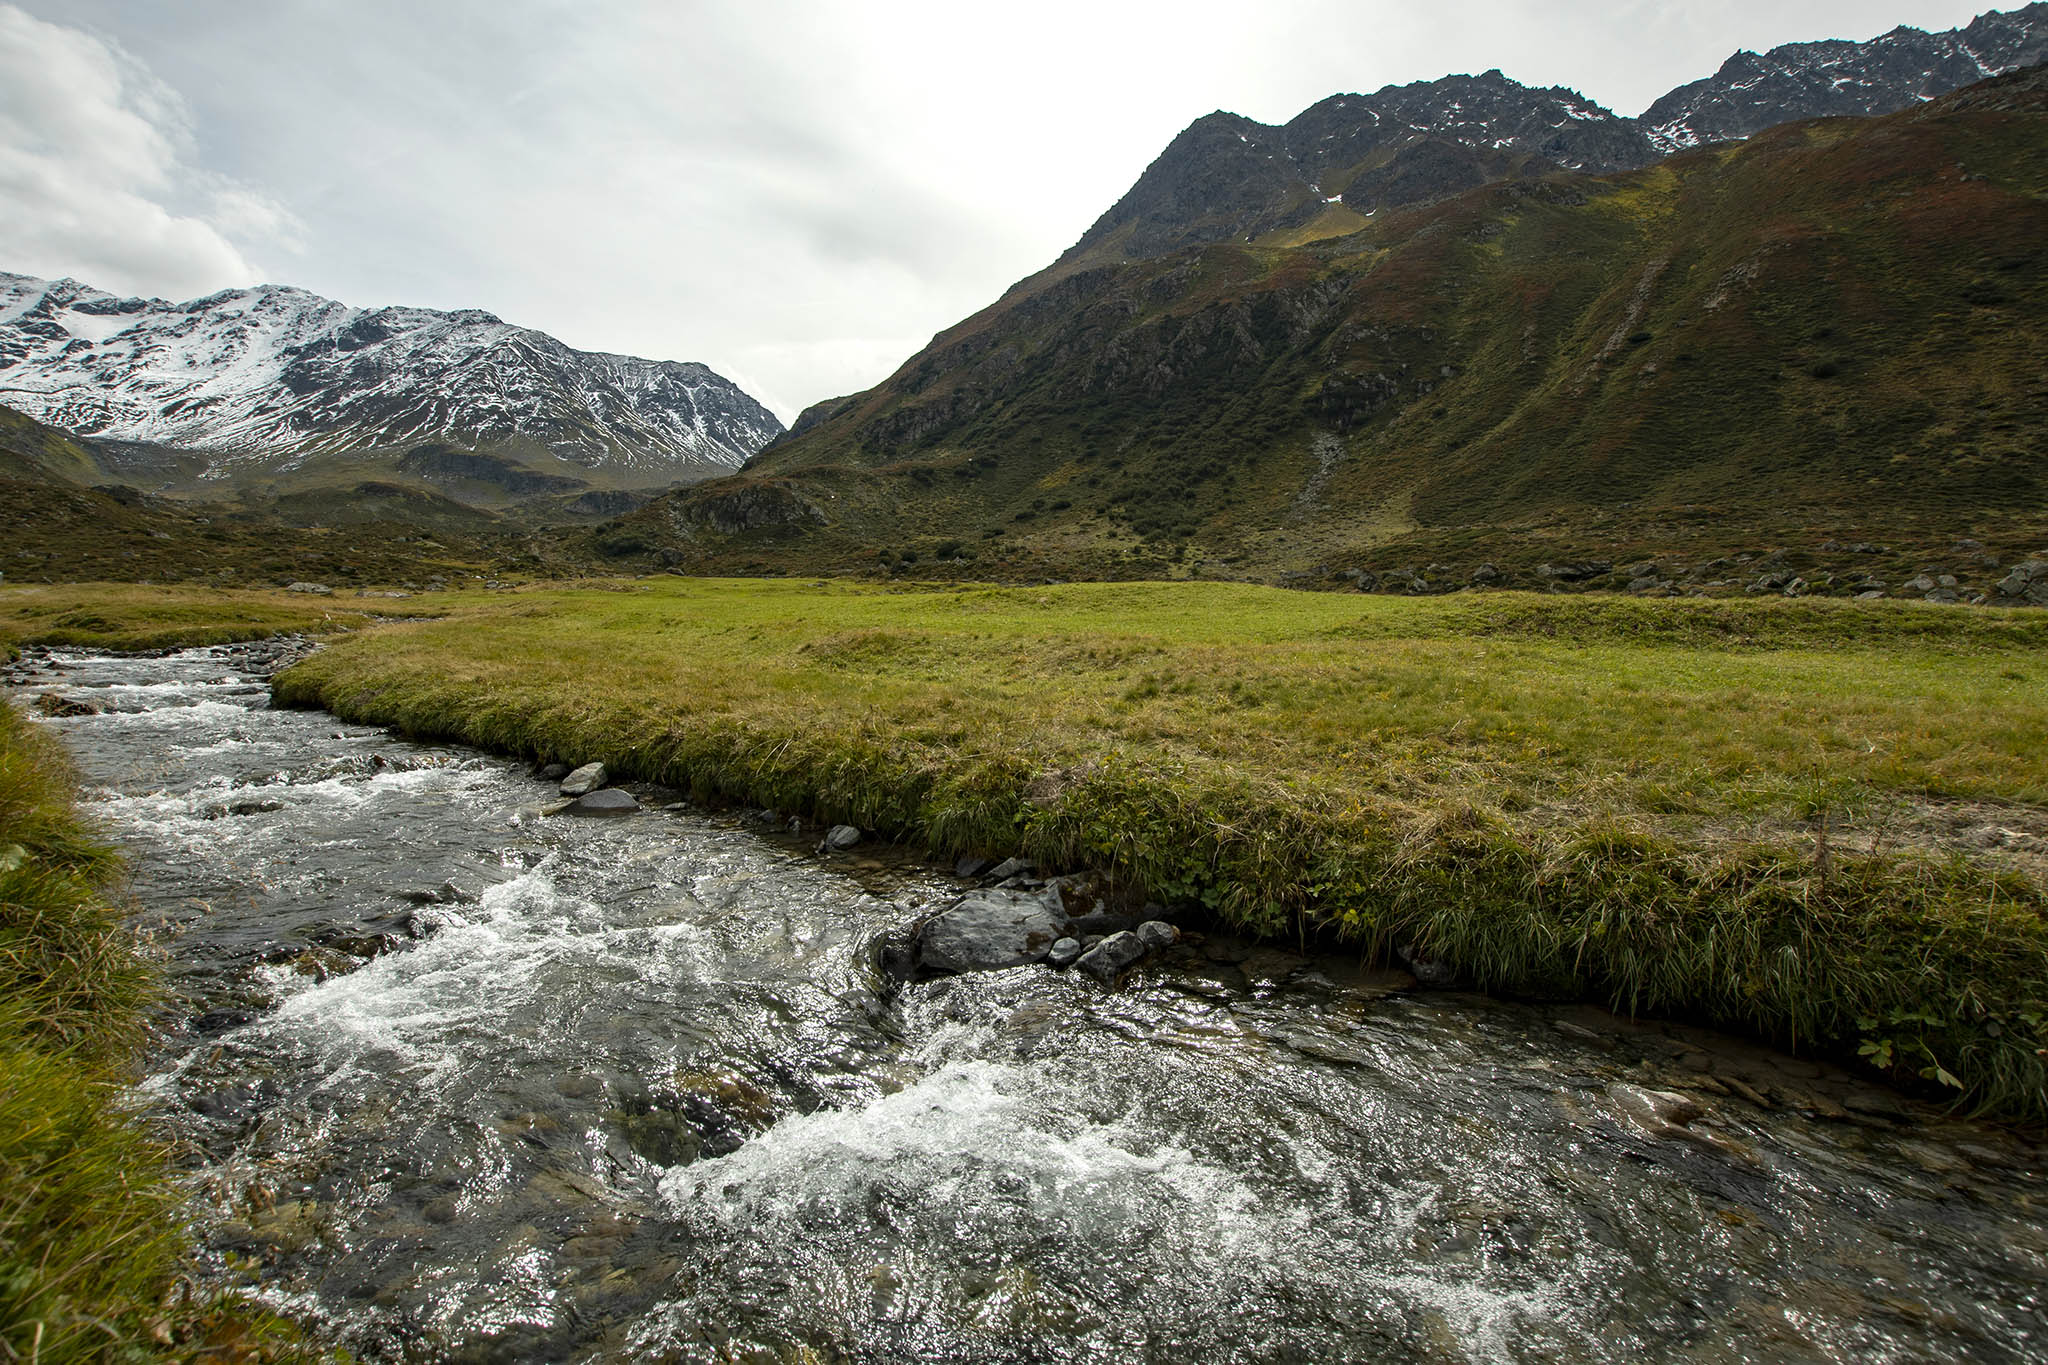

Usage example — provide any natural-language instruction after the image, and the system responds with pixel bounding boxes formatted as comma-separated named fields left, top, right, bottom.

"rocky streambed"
left=9, top=644, right=2047, bottom=1363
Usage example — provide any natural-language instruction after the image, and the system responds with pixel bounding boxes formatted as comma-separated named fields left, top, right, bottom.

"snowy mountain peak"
left=0, top=272, right=782, bottom=476
left=1643, top=2, right=2047, bottom=149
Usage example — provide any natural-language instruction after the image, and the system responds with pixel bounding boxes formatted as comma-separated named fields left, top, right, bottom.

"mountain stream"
left=14, top=645, right=2046, bottom=1363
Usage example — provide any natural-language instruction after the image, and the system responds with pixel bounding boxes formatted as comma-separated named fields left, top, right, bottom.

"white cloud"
left=0, top=3, right=299, bottom=298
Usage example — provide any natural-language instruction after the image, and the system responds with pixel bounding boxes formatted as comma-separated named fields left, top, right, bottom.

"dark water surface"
left=15, top=645, right=2046, bottom=1363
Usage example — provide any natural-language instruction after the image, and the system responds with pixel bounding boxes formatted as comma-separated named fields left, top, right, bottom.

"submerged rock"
left=31, top=692, right=96, bottom=718
left=536, top=762, right=571, bottom=781
left=559, top=762, right=607, bottom=797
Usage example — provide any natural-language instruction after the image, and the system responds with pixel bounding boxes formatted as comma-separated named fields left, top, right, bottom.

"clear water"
left=15, top=646, right=2046, bottom=1363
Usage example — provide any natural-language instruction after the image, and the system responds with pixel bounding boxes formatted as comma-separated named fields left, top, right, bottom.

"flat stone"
left=985, top=856, right=1035, bottom=881
left=954, top=855, right=995, bottom=879
left=559, top=762, right=607, bottom=797
left=568, top=788, right=640, bottom=815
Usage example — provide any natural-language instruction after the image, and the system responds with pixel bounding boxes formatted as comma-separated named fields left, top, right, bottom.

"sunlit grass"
left=0, top=581, right=435, bottom=652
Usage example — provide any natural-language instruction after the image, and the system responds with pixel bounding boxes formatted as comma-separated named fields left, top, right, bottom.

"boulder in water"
left=916, top=888, right=1069, bottom=972
left=567, top=788, right=639, bottom=816
left=31, top=692, right=95, bottom=718
left=821, top=824, right=862, bottom=852
left=559, top=762, right=607, bottom=797
left=1076, top=930, right=1148, bottom=983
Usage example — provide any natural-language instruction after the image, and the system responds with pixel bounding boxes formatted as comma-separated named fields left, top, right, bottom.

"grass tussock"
left=0, top=703, right=306, bottom=1361
left=267, top=577, right=2048, bottom=1121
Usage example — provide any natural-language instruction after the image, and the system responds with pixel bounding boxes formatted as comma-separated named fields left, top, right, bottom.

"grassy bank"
left=0, top=700, right=305, bottom=1359
left=0, top=582, right=443, bottom=654
left=265, top=577, right=2048, bottom=1121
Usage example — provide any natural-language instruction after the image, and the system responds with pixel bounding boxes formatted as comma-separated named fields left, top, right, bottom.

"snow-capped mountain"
left=0, top=273, right=782, bottom=476
left=1645, top=2, right=2048, bottom=150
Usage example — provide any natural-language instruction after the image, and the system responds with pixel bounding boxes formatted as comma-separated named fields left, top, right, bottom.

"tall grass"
left=0, top=703, right=305, bottom=1361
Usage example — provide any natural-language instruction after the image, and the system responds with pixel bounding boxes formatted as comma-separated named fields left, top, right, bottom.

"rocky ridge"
left=1068, top=4, right=2046, bottom=262
left=1645, top=3, right=2048, bottom=148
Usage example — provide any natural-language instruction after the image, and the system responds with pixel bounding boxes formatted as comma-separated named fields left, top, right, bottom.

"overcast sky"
left=0, top=0, right=2001, bottom=421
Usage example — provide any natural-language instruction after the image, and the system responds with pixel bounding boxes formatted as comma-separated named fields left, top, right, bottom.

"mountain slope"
left=633, top=65, right=2048, bottom=591
left=1065, top=72, right=1656, bottom=264
left=0, top=401, right=103, bottom=486
left=0, top=274, right=782, bottom=480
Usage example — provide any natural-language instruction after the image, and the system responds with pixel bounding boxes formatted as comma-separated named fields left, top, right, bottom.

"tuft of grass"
left=268, top=576, right=2048, bottom=1121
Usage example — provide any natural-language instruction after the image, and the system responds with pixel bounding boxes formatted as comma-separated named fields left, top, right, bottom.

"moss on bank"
left=270, top=578, right=2048, bottom=1122
left=0, top=702, right=305, bottom=1361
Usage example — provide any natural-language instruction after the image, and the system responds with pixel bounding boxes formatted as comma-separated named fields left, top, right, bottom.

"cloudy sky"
left=0, top=0, right=1999, bottom=421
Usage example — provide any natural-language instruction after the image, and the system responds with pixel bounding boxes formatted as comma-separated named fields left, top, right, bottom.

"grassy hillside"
left=630, top=67, right=2048, bottom=585
left=268, top=577, right=2048, bottom=1120
left=0, top=403, right=103, bottom=486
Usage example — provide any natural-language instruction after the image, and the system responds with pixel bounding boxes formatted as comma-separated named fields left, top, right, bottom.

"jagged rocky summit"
left=1071, top=3, right=2047, bottom=261
left=0, top=272, right=782, bottom=475
left=1646, top=3, right=2048, bottom=148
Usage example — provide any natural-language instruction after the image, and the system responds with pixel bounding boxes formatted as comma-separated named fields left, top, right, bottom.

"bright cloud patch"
left=0, top=4, right=298, bottom=298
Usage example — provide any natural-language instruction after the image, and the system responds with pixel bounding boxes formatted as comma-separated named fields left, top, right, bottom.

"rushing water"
left=12, top=645, right=2048, bottom=1363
